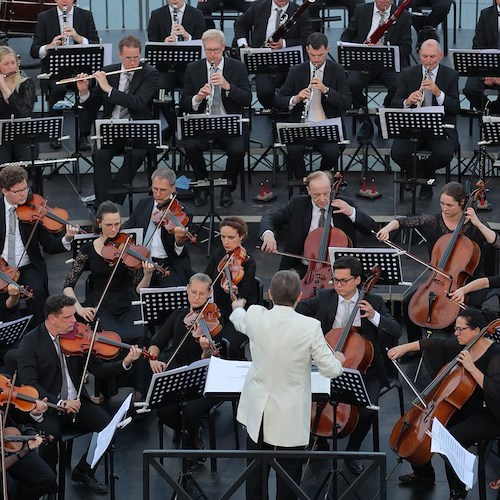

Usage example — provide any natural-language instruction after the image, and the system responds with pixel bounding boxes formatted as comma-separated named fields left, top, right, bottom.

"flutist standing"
left=275, top=33, right=352, bottom=181
left=390, top=39, right=459, bottom=200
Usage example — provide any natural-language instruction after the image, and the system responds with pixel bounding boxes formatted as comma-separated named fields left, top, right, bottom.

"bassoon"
left=265, top=0, right=315, bottom=46
left=365, top=0, right=412, bottom=44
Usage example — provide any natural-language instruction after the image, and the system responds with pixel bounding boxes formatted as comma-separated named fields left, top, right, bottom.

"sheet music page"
left=311, top=365, right=331, bottom=396
left=430, top=418, right=478, bottom=489
left=204, top=357, right=251, bottom=395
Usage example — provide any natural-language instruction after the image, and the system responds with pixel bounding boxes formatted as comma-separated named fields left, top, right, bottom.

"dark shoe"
left=220, top=187, right=233, bottom=207
left=314, top=437, right=330, bottom=451
left=345, top=458, right=364, bottom=475
left=79, top=137, right=91, bottom=152
left=449, top=490, right=467, bottom=500
left=50, top=140, right=62, bottom=149
left=71, top=468, right=108, bottom=494
left=399, top=472, right=435, bottom=485
left=356, top=118, right=374, bottom=143
left=193, top=188, right=208, bottom=207
left=419, top=185, right=433, bottom=200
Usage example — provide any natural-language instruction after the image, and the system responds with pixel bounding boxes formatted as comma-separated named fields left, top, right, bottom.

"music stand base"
left=356, top=188, right=382, bottom=200
left=253, top=192, right=277, bottom=202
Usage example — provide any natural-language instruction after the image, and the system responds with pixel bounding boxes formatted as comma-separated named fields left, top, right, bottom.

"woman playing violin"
left=377, top=181, right=500, bottom=343
left=204, top=217, right=257, bottom=358
left=387, top=308, right=500, bottom=500
left=148, top=273, right=225, bottom=463
left=0, top=46, right=37, bottom=164
left=63, top=201, right=154, bottom=398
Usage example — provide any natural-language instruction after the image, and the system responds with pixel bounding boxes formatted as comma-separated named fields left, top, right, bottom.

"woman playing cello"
left=377, top=181, right=500, bottom=344
left=388, top=308, right=500, bottom=499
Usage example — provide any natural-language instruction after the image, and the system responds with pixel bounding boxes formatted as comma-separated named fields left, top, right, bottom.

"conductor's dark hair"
left=270, top=270, right=301, bottom=306
left=307, top=32, right=329, bottom=50
left=441, top=182, right=467, bottom=206
left=332, top=256, right=363, bottom=278
left=457, top=307, right=487, bottom=331
left=93, top=201, right=120, bottom=233
left=44, top=295, right=76, bottom=319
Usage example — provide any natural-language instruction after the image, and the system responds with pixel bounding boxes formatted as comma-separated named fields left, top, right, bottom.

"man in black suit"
left=259, top=171, right=378, bottom=275
left=411, top=0, right=452, bottom=35
left=181, top=29, right=252, bottom=208
left=296, top=256, right=401, bottom=474
left=17, top=295, right=142, bottom=494
left=340, top=0, right=411, bottom=137
left=77, top=35, right=160, bottom=207
left=463, top=0, right=500, bottom=114
left=390, top=39, right=459, bottom=200
left=30, top=0, right=99, bottom=150
left=275, top=32, right=352, bottom=180
left=197, top=0, right=251, bottom=30
left=123, top=167, right=194, bottom=288
left=234, top=0, right=312, bottom=109
left=0, top=165, right=78, bottom=326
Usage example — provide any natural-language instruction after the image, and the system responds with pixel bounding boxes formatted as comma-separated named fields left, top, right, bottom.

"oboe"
left=301, top=67, right=317, bottom=122
left=62, top=6, right=69, bottom=46
left=416, top=66, right=431, bottom=108
left=172, top=5, right=181, bottom=42
left=206, top=62, right=216, bottom=115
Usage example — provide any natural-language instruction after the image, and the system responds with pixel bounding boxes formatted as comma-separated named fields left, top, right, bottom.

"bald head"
left=419, top=38, right=443, bottom=71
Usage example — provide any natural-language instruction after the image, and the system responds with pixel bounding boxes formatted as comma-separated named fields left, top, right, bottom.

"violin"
left=16, top=193, right=82, bottom=233
left=0, top=257, right=34, bottom=299
left=101, top=233, right=170, bottom=277
left=310, top=266, right=380, bottom=439
left=301, top=174, right=352, bottom=300
left=408, top=182, right=484, bottom=331
left=151, top=198, right=197, bottom=243
left=217, top=247, right=248, bottom=301
left=59, top=322, right=157, bottom=361
left=389, top=318, right=500, bottom=466
left=2, top=427, right=53, bottom=453
left=183, top=303, right=222, bottom=356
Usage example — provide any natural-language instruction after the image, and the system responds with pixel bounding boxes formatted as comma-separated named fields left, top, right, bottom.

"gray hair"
left=151, top=167, right=176, bottom=185
left=202, top=29, right=225, bottom=45
left=189, top=273, right=213, bottom=288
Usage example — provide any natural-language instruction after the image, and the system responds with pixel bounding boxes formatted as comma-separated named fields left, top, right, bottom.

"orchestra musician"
left=123, top=167, right=194, bottom=288
left=233, top=0, right=312, bottom=110
left=197, top=0, right=251, bottom=30
left=411, top=0, right=453, bottom=37
left=30, top=0, right=99, bottom=150
left=387, top=307, right=500, bottom=500
left=0, top=46, right=37, bottom=164
left=390, top=39, right=459, bottom=200
left=230, top=270, right=345, bottom=499
left=463, top=0, right=500, bottom=115
left=76, top=35, right=160, bottom=207
left=377, top=181, right=500, bottom=344
left=16, top=295, right=142, bottom=494
left=63, top=201, right=154, bottom=399
left=449, top=274, right=500, bottom=306
left=0, top=165, right=78, bottom=325
left=259, top=171, right=378, bottom=277
left=181, top=29, right=251, bottom=208
left=204, top=217, right=257, bottom=358
left=296, top=256, right=401, bottom=474
left=275, top=32, right=352, bottom=180
left=340, top=0, right=411, bottom=139
left=147, top=273, right=226, bottom=463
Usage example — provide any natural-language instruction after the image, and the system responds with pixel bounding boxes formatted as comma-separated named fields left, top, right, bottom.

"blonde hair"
left=0, top=46, right=27, bottom=91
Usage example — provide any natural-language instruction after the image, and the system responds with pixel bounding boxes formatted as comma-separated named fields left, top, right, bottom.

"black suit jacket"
left=30, top=6, right=99, bottom=71
left=147, top=5, right=206, bottom=41
left=472, top=5, right=499, bottom=49
left=296, top=288, right=401, bottom=385
left=259, top=195, right=378, bottom=270
left=17, top=323, right=130, bottom=405
left=0, top=196, right=68, bottom=287
left=123, top=197, right=194, bottom=282
left=275, top=60, right=352, bottom=122
left=340, top=3, right=412, bottom=67
left=81, top=63, right=159, bottom=120
left=234, top=0, right=312, bottom=47
left=181, top=57, right=252, bottom=114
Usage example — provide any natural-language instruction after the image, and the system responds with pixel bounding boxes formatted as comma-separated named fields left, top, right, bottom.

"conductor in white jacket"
left=230, top=270, right=345, bottom=500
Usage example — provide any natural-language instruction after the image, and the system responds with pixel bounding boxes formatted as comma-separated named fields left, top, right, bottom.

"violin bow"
left=3, top=372, right=17, bottom=425
left=256, top=246, right=331, bottom=266
left=145, top=194, right=177, bottom=248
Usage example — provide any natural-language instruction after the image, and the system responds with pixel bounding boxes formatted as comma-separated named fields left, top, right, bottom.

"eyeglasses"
left=152, top=187, right=172, bottom=193
left=453, top=326, right=470, bottom=333
left=309, top=192, right=331, bottom=199
left=9, top=186, right=28, bottom=194
left=205, top=48, right=223, bottom=53
left=333, top=277, right=355, bottom=286
left=122, top=56, right=141, bottom=62
left=188, top=289, right=210, bottom=298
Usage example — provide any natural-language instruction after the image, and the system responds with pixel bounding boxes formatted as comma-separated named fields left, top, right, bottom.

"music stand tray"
left=45, top=45, right=105, bottom=80
left=145, top=42, right=204, bottom=74
left=276, top=118, right=345, bottom=145
left=94, top=119, right=162, bottom=151
left=240, top=46, right=303, bottom=75
left=450, top=49, right=500, bottom=78
left=134, top=286, right=188, bottom=325
left=337, top=42, right=400, bottom=73
left=0, top=315, right=33, bottom=348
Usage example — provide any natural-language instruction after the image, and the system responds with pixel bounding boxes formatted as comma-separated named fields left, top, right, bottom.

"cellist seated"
left=387, top=307, right=500, bottom=500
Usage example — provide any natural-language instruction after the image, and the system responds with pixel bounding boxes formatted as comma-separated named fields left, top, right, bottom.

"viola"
left=2, top=427, right=54, bottom=453
left=183, top=303, right=222, bottom=356
left=301, top=173, right=353, bottom=300
left=16, top=193, right=82, bottom=233
left=101, top=233, right=170, bottom=277
left=0, top=257, right=33, bottom=299
left=408, top=182, right=484, bottom=331
left=310, top=266, right=380, bottom=439
left=217, top=247, right=248, bottom=301
left=151, top=198, right=197, bottom=243
left=59, top=322, right=157, bottom=361
left=389, top=318, right=500, bottom=466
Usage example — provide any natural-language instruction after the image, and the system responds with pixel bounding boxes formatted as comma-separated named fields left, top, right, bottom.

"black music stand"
left=338, top=43, right=397, bottom=177
left=133, top=286, right=188, bottom=326
left=240, top=47, right=303, bottom=75
left=0, top=315, right=32, bottom=349
left=0, top=117, right=64, bottom=195
left=178, top=113, right=243, bottom=257
left=94, top=119, right=162, bottom=213
left=379, top=108, right=446, bottom=214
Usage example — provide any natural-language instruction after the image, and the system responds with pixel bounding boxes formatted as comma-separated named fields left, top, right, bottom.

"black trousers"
left=19, top=264, right=48, bottom=328
left=197, top=0, right=251, bottom=29
left=463, top=77, right=500, bottom=113
left=411, top=0, right=453, bottom=31
left=286, top=142, right=340, bottom=180
left=255, top=74, right=286, bottom=110
left=347, top=70, right=400, bottom=110
left=246, top=427, right=305, bottom=500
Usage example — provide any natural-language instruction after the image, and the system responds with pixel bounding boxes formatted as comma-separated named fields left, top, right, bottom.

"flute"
left=55, top=66, right=142, bottom=85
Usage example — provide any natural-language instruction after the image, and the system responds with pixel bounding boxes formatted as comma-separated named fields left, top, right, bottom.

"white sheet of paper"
left=430, top=417, right=478, bottom=489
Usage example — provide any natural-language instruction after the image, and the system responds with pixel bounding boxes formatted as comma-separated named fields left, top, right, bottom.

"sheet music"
left=239, top=45, right=304, bottom=61
left=146, top=40, right=205, bottom=59
left=430, top=418, right=478, bottom=489
left=336, top=41, right=401, bottom=72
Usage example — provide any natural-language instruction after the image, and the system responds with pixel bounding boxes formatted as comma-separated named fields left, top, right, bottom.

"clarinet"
left=62, top=6, right=69, bottom=46
left=416, top=66, right=431, bottom=108
left=205, top=62, right=216, bottom=115
left=301, top=67, right=317, bottom=122
left=172, top=5, right=181, bottom=42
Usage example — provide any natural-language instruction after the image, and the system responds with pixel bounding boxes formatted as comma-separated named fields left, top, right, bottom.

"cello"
left=301, top=174, right=352, bottom=300
left=310, top=266, right=380, bottom=438
left=408, top=182, right=484, bottom=331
